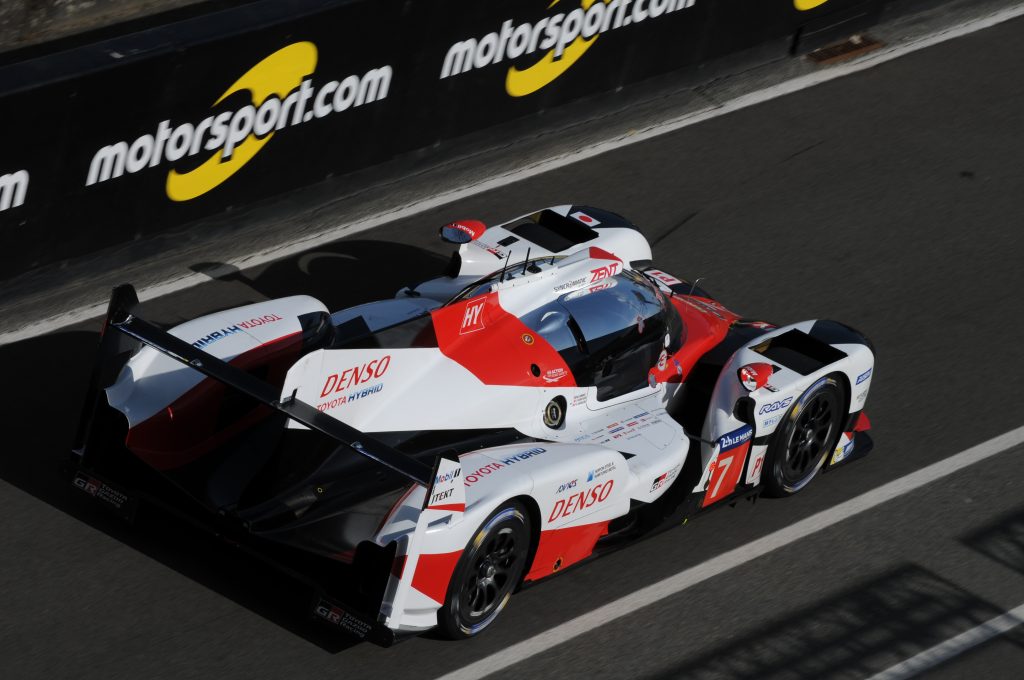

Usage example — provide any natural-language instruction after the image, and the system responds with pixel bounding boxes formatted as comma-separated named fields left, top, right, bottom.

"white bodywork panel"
left=106, top=296, right=327, bottom=426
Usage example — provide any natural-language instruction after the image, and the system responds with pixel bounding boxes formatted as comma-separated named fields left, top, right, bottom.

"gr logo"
left=86, top=43, right=392, bottom=201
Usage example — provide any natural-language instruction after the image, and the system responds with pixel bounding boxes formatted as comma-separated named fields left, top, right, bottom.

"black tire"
left=436, top=501, right=531, bottom=639
left=762, top=376, right=844, bottom=497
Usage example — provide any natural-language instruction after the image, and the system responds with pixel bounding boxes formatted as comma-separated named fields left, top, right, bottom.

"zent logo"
left=590, top=262, right=620, bottom=282
left=460, top=299, right=486, bottom=334
left=856, top=368, right=872, bottom=385
left=757, top=396, right=793, bottom=415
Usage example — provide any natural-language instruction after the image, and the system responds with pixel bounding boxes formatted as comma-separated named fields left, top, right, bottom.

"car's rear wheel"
left=437, top=501, right=531, bottom=639
left=762, top=376, right=844, bottom=497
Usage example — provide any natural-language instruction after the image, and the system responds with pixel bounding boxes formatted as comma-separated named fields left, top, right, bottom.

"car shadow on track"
left=642, top=564, right=1022, bottom=680
left=962, top=505, right=1024, bottom=577
left=0, top=240, right=451, bottom=654
left=188, top=239, right=450, bottom=313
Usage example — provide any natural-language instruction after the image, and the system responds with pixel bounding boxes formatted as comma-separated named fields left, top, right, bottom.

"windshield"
left=520, top=270, right=684, bottom=400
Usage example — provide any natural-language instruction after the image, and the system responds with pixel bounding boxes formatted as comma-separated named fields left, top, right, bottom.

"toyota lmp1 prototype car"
left=72, top=205, right=874, bottom=644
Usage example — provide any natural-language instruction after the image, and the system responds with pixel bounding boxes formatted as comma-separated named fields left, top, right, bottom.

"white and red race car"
left=72, top=205, right=874, bottom=644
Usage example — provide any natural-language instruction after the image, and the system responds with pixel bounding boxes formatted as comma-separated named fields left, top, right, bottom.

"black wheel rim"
left=781, top=390, right=838, bottom=485
left=460, top=526, right=521, bottom=622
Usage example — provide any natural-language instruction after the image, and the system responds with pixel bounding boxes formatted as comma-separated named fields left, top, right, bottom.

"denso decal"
left=757, top=396, right=793, bottom=415
left=590, top=262, right=620, bottom=282
left=548, top=480, right=614, bottom=522
left=464, top=462, right=505, bottom=486
left=856, top=368, right=872, bottom=385
left=460, top=299, right=486, bottom=334
left=320, top=355, right=392, bottom=396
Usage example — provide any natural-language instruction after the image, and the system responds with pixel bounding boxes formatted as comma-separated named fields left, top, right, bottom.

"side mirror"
left=440, top=220, right=486, bottom=244
left=737, top=362, right=774, bottom=391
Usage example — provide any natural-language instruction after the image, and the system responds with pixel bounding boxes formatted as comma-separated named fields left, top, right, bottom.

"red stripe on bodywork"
left=126, top=331, right=303, bottom=470
left=411, top=550, right=463, bottom=604
left=525, top=520, right=610, bottom=582
left=428, top=503, right=466, bottom=512
left=587, top=246, right=621, bottom=262
left=702, top=438, right=751, bottom=508
left=649, top=296, right=741, bottom=385
left=432, top=292, right=576, bottom=387
left=855, top=412, right=871, bottom=431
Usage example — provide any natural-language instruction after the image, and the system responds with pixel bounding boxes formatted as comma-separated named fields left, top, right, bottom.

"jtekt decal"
left=440, top=0, right=696, bottom=97
left=85, top=43, right=392, bottom=201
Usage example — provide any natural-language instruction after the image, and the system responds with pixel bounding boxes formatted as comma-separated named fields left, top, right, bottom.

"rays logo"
left=85, top=43, right=392, bottom=201
left=441, top=0, right=696, bottom=97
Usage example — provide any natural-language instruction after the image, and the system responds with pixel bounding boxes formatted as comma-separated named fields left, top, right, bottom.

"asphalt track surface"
left=2, top=13, right=1024, bottom=680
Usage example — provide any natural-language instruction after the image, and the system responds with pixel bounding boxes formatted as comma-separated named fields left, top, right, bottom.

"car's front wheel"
left=437, top=501, right=531, bottom=639
left=762, top=376, right=844, bottom=497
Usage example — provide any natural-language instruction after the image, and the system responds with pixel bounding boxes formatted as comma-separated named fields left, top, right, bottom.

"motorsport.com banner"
left=0, top=0, right=879, bottom=276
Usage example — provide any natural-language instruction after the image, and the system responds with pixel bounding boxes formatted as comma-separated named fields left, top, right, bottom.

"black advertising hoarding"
left=0, top=0, right=880, bottom=276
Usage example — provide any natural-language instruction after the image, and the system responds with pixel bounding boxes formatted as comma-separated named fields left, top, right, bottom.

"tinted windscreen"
left=521, top=271, right=683, bottom=400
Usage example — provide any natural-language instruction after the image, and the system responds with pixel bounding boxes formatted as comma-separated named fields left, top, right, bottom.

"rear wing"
left=75, top=284, right=433, bottom=487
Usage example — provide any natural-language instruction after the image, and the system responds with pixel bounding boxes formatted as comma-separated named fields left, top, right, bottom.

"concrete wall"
left=0, top=0, right=207, bottom=53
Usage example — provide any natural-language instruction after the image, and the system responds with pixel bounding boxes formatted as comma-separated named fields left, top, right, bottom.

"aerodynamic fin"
left=101, top=285, right=433, bottom=486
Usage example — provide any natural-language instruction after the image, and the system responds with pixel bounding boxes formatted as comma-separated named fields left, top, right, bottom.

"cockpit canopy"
left=519, top=269, right=684, bottom=401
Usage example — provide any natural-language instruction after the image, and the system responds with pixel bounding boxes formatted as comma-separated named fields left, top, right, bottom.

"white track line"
left=5, top=2, right=1024, bottom=347
left=435, top=425, right=1024, bottom=680
left=866, top=602, right=1024, bottom=680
